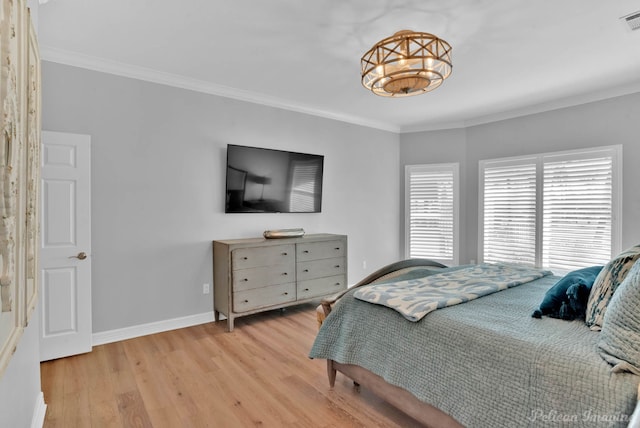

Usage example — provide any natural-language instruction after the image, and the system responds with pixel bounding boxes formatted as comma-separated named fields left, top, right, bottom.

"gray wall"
left=0, top=312, right=41, bottom=427
left=41, top=61, right=401, bottom=333
left=400, top=92, right=640, bottom=264
left=399, top=128, right=468, bottom=258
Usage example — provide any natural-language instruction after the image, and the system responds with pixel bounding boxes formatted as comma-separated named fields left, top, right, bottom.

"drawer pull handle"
left=243, top=278, right=249, bottom=282
left=335, top=282, right=341, bottom=286
left=243, top=257, right=248, bottom=260
left=303, top=269, right=309, bottom=273
left=244, top=299, right=249, bottom=303
left=335, top=247, right=340, bottom=250
left=304, top=288, right=309, bottom=291
left=284, top=292, right=289, bottom=295
left=334, top=265, right=340, bottom=268
left=282, top=272, right=288, bottom=276
left=282, top=252, right=288, bottom=256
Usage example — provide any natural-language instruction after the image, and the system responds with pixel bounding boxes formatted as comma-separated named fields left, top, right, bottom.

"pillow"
left=531, top=265, right=603, bottom=320
left=585, top=244, right=640, bottom=330
left=597, top=259, right=640, bottom=375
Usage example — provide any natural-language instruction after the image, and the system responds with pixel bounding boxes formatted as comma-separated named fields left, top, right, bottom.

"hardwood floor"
left=41, top=303, right=424, bottom=427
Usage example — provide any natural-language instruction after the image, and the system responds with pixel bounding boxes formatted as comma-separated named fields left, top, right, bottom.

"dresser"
left=213, top=233, right=347, bottom=331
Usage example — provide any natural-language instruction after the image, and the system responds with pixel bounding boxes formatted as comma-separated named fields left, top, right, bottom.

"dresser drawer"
left=297, top=275, right=346, bottom=300
left=297, top=257, right=346, bottom=281
left=232, top=262, right=295, bottom=291
left=233, top=283, right=296, bottom=313
left=297, top=240, right=345, bottom=262
left=232, top=244, right=294, bottom=270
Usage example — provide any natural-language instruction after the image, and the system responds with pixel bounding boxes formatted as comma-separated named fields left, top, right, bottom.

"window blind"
left=405, top=164, right=458, bottom=264
left=479, top=146, right=620, bottom=271
left=542, top=156, right=613, bottom=270
left=482, top=162, right=537, bottom=266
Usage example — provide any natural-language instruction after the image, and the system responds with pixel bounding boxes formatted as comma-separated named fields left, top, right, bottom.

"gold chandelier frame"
left=361, top=30, right=452, bottom=97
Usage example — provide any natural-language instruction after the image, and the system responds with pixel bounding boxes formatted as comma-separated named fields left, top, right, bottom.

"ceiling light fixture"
left=361, top=30, right=452, bottom=97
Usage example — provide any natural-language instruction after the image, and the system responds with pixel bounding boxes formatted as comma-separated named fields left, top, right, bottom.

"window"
left=405, top=163, right=459, bottom=265
left=479, top=146, right=621, bottom=271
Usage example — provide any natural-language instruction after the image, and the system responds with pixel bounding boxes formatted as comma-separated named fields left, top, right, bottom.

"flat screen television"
left=225, top=144, right=324, bottom=213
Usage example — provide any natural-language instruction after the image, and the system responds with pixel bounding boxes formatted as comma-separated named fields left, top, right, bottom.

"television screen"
left=225, top=144, right=324, bottom=213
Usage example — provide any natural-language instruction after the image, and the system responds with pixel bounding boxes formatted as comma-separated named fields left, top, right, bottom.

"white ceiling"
left=37, top=0, right=640, bottom=133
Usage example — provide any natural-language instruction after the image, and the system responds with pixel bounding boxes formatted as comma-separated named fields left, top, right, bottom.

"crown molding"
left=400, top=81, right=640, bottom=133
left=40, top=46, right=639, bottom=135
left=40, top=45, right=400, bottom=134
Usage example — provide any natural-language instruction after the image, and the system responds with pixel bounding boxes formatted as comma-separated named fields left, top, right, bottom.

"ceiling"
left=37, top=0, right=640, bottom=133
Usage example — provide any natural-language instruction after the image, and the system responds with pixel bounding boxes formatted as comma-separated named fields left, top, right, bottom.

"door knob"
left=70, top=252, right=87, bottom=260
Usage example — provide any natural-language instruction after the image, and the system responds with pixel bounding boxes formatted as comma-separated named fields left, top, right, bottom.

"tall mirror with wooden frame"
left=0, top=0, right=40, bottom=378
left=24, top=8, right=41, bottom=325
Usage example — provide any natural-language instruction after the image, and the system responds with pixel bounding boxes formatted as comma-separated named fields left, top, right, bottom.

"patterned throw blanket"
left=354, top=263, right=552, bottom=321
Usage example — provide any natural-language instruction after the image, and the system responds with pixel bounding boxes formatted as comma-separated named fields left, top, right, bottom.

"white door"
left=39, top=131, right=92, bottom=361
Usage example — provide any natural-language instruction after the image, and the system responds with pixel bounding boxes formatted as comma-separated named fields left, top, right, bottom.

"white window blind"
left=482, top=161, right=537, bottom=266
left=479, top=146, right=621, bottom=271
left=542, top=154, right=613, bottom=271
left=405, top=164, right=459, bottom=265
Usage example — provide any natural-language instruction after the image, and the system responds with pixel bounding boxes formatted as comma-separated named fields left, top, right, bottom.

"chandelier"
left=361, top=30, right=452, bottom=97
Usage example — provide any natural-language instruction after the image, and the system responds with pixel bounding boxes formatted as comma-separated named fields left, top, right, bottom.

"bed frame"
left=327, top=360, right=462, bottom=427
left=317, top=259, right=640, bottom=428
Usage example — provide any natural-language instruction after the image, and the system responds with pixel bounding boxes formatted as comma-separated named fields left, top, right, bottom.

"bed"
left=309, top=259, right=640, bottom=427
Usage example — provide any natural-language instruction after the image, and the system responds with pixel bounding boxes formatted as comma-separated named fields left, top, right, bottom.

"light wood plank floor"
left=41, top=303, right=424, bottom=427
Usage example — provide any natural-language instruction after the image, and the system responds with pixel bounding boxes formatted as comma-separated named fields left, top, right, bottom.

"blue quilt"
left=310, top=266, right=640, bottom=427
left=354, top=263, right=551, bottom=321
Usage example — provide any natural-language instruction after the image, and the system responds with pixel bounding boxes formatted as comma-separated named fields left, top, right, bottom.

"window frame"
left=478, top=145, right=622, bottom=270
left=404, top=163, right=460, bottom=265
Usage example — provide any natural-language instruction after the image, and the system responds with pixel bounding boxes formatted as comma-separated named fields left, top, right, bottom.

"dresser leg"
left=226, top=317, right=234, bottom=332
left=214, top=309, right=220, bottom=322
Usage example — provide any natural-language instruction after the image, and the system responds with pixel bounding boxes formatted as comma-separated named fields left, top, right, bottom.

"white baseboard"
left=92, top=312, right=215, bottom=346
left=31, top=392, right=46, bottom=428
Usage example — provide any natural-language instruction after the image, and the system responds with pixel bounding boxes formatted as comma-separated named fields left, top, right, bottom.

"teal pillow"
left=532, top=265, right=602, bottom=320
left=597, top=259, right=640, bottom=375
left=585, top=244, right=640, bottom=330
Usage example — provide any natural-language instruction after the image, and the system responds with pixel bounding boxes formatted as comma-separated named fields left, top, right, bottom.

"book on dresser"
left=212, top=233, right=348, bottom=331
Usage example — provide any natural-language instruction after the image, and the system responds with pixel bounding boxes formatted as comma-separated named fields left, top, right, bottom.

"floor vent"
left=622, top=11, right=640, bottom=31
